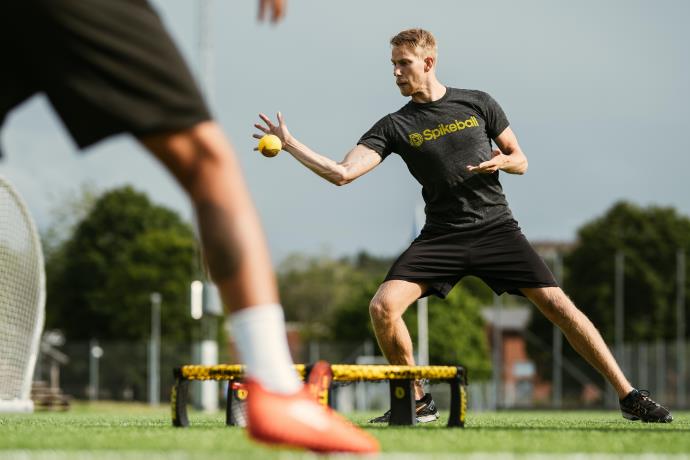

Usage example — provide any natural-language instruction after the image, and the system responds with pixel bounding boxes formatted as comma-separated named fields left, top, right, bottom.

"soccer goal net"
left=0, top=176, right=45, bottom=413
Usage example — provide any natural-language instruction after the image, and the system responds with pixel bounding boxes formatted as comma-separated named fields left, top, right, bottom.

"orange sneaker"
left=245, top=378, right=380, bottom=453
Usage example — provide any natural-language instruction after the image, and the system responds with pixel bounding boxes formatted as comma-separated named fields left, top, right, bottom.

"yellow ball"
left=258, top=134, right=282, bottom=157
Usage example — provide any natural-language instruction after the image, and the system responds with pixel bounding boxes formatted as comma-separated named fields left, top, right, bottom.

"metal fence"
left=610, top=340, right=689, bottom=409
left=33, top=340, right=213, bottom=403
left=31, top=338, right=690, bottom=412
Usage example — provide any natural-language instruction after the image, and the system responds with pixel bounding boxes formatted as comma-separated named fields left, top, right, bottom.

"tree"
left=566, top=201, right=690, bottom=341
left=328, top=273, right=381, bottom=343
left=45, top=186, right=201, bottom=343
left=278, top=253, right=355, bottom=339
left=277, top=251, right=492, bottom=375
left=526, top=201, right=690, bottom=393
left=278, top=251, right=391, bottom=341
left=405, top=281, right=492, bottom=379
left=41, top=182, right=99, bottom=259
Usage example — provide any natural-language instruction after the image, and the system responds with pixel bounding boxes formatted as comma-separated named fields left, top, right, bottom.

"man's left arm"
left=466, top=126, right=528, bottom=175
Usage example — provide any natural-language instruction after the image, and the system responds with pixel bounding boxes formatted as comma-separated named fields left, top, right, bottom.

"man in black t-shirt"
left=254, top=28, right=671, bottom=424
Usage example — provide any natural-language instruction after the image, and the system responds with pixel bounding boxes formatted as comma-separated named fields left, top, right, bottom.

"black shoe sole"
left=368, top=413, right=440, bottom=424
left=622, top=411, right=673, bottom=423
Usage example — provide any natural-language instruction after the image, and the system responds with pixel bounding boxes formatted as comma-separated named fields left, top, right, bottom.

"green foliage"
left=329, top=274, right=380, bottom=342
left=278, top=253, right=355, bottom=339
left=457, top=275, right=495, bottom=305
left=278, top=251, right=491, bottom=374
left=41, top=183, right=99, bottom=259
left=405, top=281, right=492, bottom=379
left=526, top=201, right=690, bottom=393
left=44, top=186, right=201, bottom=343
left=277, top=251, right=390, bottom=341
left=565, top=201, right=690, bottom=342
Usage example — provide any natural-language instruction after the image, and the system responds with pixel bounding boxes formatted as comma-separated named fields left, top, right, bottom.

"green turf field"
left=1, top=402, right=688, bottom=459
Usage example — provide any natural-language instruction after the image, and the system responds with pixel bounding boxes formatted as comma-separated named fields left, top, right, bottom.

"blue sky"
left=1, top=0, right=689, bottom=263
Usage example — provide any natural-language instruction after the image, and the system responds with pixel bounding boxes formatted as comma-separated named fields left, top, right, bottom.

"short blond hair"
left=390, top=28, right=437, bottom=57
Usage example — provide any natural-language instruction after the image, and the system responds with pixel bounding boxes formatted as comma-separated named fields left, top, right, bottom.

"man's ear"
left=424, top=56, right=435, bottom=72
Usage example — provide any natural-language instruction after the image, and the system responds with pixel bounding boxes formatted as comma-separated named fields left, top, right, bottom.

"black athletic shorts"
left=385, top=219, right=558, bottom=298
left=0, top=0, right=211, bottom=154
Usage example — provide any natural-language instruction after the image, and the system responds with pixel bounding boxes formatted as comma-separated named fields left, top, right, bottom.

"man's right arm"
left=285, top=139, right=381, bottom=186
left=254, top=112, right=382, bottom=186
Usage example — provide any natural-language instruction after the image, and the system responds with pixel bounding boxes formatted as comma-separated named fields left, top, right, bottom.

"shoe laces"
left=632, top=389, right=659, bottom=412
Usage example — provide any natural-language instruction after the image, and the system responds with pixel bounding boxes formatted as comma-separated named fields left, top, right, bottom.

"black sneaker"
left=620, top=389, right=673, bottom=423
left=369, top=393, right=439, bottom=423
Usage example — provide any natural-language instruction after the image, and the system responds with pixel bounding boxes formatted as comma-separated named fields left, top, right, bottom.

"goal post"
left=0, top=176, right=46, bottom=413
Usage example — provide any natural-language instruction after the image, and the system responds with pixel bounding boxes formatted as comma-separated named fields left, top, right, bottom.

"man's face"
left=391, top=45, right=429, bottom=97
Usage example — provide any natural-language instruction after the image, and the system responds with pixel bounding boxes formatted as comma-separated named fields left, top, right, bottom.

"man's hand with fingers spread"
left=253, top=112, right=292, bottom=152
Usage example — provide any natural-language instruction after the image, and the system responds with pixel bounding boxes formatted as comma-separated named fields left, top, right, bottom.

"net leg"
left=389, top=379, right=416, bottom=426
left=226, top=379, right=234, bottom=426
left=171, top=375, right=190, bottom=427
left=448, top=366, right=467, bottom=428
left=228, top=380, right=248, bottom=427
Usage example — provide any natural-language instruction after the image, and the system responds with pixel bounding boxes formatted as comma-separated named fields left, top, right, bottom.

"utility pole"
left=615, top=252, right=625, bottom=364
left=415, top=203, right=429, bottom=366
left=195, top=0, right=220, bottom=414
left=198, top=0, right=214, bottom=101
left=89, top=340, right=103, bottom=401
left=149, top=292, right=162, bottom=406
left=677, top=250, right=686, bottom=407
left=492, top=294, right=502, bottom=410
left=552, top=253, right=564, bottom=408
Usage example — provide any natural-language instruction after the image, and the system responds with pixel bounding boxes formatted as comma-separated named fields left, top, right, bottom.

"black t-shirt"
left=358, top=87, right=514, bottom=232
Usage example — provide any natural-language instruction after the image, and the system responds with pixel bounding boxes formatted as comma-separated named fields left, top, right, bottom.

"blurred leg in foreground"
left=141, top=123, right=379, bottom=452
left=1, top=0, right=378, bottom=452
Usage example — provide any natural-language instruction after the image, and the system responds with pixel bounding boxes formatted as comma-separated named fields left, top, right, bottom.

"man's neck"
left=410, top=80, right=446, bottom=103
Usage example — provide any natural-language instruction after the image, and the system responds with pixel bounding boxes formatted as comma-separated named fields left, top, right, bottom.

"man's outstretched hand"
left=253, top=112, right=292, bottom=150
left=466, top=149, right=505, bottom=174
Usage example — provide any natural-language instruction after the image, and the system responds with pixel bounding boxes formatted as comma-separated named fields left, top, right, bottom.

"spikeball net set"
left=171, top=363, right=468, bottom=428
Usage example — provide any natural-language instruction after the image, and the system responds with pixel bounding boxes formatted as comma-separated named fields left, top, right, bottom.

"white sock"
left=230, top=303, right=302, bottom=394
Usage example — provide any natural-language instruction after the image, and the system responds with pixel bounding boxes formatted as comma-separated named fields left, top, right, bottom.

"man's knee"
left=369, top=295, right=399, bottom=326
left=370, top=280, right=424, bottom=325
left=369, top=297, right=387, bottom=323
